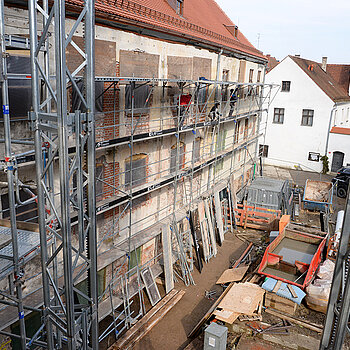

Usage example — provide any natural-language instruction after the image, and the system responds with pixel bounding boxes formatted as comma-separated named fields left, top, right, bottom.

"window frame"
left=273, top=107, right=285, bottom=124
left=281, top=81, right=291, bottom=92
left=125, top=83, right=151, bottom=116
left=259, top=144, right=269, bottom=158
left=301, top=109, right=314, bottom=126
left=170, top=142, right=185, bottom=174
left=125, top=154, right=147, bottom=189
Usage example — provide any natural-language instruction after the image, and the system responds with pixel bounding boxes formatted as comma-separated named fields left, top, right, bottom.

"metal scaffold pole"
left=0, top=0, right=27, bottom=347
left=28, top=0, right=98, bottom=347
left=320, top=192, right=350, bottom=350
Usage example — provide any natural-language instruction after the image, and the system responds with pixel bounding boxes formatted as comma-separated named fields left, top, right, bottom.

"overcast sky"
left=216, top=0, right=350, bottom=64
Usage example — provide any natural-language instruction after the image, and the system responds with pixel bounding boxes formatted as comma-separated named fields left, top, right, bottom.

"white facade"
left=262, top=56, right=350, bottom=173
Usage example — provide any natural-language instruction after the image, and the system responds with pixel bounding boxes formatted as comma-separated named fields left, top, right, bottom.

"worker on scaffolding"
left=228, top=87, right=239, bottom=118
left=209, top=101, right=221, bottom=122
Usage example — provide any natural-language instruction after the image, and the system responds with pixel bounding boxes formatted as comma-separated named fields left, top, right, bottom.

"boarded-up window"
left=238, top=60, right=246, bottom=83
left=168, top=56, right=192, bottom=80
left=125, top=84, right=151, bottom=115
left=196, top=82, right=208, bottom=112
left=66, top=37, right=116, bottom=76
left=193, top=57, right=211, bottom=80
left=170, top=142, right=185, bottom=173
left=120, top=50, right=159, bottom=78
left=71, top=80, right=104, bottom=112
left=125, top=154, right=147, bottom=188
left=192, top=138, right=201, bottom=163
left=0, top=50, right=31, bottom=119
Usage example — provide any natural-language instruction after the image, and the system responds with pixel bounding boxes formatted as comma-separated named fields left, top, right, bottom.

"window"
left=222, top=70, right=229, bottom=102
left=249, top=69, right=254, bottom=83
left=273, top=108, right=285, bottom=124
left=170, top=142, right=185, bottom=173
left=196, top=82, right=208, bottom=112
left=167, top=0, right=183, bottom=15
left=0, top=50, right=32, bottom=119
left=301, top=109, right=314, bottom=126
left=234, top=120, right=241, bottom=144
left=281, top=81, right=291, bottom=92
left=1, top=190, right=38, bottom=222
left=257, top=71, right=261, bottom=83
left=259, top=144, right=269, bottom=158
left=71, top=80, right=104, bottom=112
left=215, top=130, right=227, bottom=171
left=192, top=138, right=201, bottom=163
left=125, top=154, right=147, bottom=188
left=244, top=118, right=249, bottom=139
left=125, top=83, right=151, bottom=115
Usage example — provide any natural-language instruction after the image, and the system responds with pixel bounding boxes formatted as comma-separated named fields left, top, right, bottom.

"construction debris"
left=216, top=266, right=249, bottom=284
left=213, top=283, right=265, bottom=324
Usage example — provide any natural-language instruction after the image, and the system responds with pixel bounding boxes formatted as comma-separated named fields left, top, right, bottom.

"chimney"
left=322, top=57, right=327, bottom=71
left=295, top=54, right=300, bottom=57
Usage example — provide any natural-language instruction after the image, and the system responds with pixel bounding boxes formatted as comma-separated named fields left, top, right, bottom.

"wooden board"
left=204, top=199, right=217, bottom=256
left=197, top=201, right=210, bottom=261
left=265, top=292, right=297, bottom=315
left=214, top=192, right=224, bottom=244
left=0, top=234, right=11, bottom=250
left=216, top=266, right=249, bottom=284
left=217, top=283, right=265, bottom=316
left=213, top=309, right=239, bottom=324
left=265, top=308, right=323, bottom=333
left=162, top=225, right=174, bottom=294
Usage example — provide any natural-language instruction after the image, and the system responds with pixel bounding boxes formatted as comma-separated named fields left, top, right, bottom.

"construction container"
left=303, top=179, right=333, bottom=212
left=245, top=177, right=291, bottom=213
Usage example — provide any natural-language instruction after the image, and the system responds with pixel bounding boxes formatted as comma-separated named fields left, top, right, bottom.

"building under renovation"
left=0, top=0, right=281, bottom=348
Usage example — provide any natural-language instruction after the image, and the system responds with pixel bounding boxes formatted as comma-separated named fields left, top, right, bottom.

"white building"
left=261, top=55, right=350, bottom=173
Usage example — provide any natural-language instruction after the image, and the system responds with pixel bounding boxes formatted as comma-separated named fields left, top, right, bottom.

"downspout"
left=324, top=103, right=337, bottom=156
left=215, top=48, right=223, bottom=101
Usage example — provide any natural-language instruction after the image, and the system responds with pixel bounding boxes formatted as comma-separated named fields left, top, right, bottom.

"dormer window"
left=168, top=0, right=184, bottom=16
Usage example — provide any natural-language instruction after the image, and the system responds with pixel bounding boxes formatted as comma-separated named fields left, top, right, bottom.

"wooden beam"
left=265, top=308, right=323, bottom=333
left=204, top=198, right=217, bottom=256
left=162, top=224, right=174, bottom=294
left=214, top=191, right=224, bottom=244
left=110, top=289, right=185, bottom=350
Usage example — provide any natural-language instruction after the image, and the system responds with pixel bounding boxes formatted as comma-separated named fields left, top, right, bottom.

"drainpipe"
left=215, top=49, right=223, bottom=101
left=324, top=104, right=337, bottom=156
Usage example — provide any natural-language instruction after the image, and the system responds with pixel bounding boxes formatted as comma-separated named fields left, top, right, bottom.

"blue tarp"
left=262, top=277, right=306, bottom=304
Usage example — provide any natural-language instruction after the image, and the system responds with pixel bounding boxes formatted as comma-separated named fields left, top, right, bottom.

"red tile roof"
left=65, top=0, right=265, bottom=61
left=330, top=127, right=350, bottom=135
left=289, top=56, right=350, bottom=103
left=266, top=54, right=279, bottom=72
left=326, top=64, right=350, bottom=94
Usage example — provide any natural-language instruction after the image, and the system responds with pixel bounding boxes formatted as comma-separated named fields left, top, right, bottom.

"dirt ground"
left=107, top=167, right=348, bottom=350
left=132, top=232, right=248, bottom=350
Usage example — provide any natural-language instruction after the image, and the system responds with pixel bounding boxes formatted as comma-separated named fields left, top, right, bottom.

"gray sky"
left=216, top=0, right=350, bottom=64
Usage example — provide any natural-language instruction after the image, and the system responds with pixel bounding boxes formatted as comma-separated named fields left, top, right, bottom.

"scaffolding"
left=0, top=0, right=280, bottom=348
